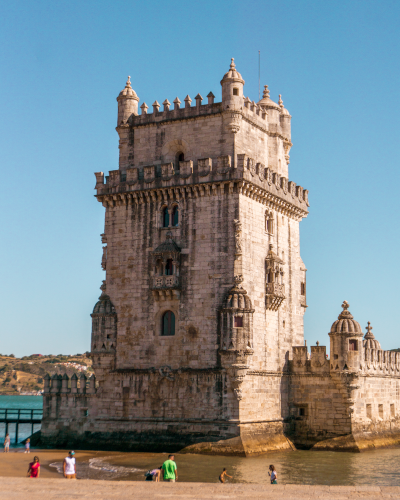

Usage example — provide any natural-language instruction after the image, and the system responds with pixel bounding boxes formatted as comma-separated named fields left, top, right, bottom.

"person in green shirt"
left=162, top=454, right=178, bottom=482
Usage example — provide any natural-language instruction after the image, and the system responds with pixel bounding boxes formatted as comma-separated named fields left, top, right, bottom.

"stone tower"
left=41, top=59, right=310, bottom=455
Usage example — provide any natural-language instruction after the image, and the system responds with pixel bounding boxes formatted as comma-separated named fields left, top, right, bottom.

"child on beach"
left=219, top=468, right=232, bottom=483
left=268, top=464, right=277, bottom=484
left=4, top=433, right=10, bottom=453
left=25, top=438, right=30, bottom=453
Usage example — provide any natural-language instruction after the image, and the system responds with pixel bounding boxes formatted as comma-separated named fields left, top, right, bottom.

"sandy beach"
left=0, top=449, right=110, bottom=479
left=0, top=476, right=398, bottom=500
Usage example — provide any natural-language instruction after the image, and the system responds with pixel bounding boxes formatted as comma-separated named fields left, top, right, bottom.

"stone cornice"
left=96, top=179, right=308, bottom=221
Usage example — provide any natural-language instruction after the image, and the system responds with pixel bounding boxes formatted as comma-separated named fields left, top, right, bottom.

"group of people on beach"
left=4, top=436, right=278, bottom=484
left=144, top=454, right=278, bottom=484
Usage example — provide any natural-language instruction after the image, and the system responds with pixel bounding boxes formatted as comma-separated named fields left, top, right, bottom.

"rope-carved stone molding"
left=96, top=181, right=308, bottom=221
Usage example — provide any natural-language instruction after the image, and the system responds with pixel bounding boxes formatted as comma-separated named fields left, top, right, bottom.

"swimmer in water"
left=219, top=468, right=232, bottom=483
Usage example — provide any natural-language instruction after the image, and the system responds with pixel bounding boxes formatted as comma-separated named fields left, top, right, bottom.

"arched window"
left=265, top=214, right=274, bottom=234
left=176, top=151, right=184, bottom=165
left=162, top=207, right=169, bottom=228
left=172, top=206, right=179, bottom=226
left=155, top=259, right=163, bottom=276
left=165, top=259, right=173, bottom=275
left=162, top=311, right=175, bottom=336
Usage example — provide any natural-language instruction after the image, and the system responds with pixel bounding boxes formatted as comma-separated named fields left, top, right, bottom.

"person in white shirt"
left=63, top=451, right=76, bottom=479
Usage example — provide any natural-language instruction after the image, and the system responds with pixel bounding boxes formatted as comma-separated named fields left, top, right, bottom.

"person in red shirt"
left=27, top=456, right=40, bottom=478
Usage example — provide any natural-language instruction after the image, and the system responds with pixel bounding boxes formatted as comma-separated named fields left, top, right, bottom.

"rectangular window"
left=379, top=404, right=383, bottom=418
left=299, top=407, right=305, bottom=417
left=234, top=316, right=243, bottom=328
left=366, top=404, right=372, bottom=418
left=349, top=339, right=358, bottom=351
left=391, top=404, right=395, bottom=417
left=301, top=282, right=306, bottom=296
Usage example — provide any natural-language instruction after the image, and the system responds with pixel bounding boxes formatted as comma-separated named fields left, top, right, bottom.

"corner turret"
left=116, top=76, right=139, bottom=126
left=220, top=58, right=245, bottom=111
left=329, top=301, right=363, bottom=372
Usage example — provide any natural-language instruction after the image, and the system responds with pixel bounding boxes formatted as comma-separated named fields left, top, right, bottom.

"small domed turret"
left=220, top=58, right=245, bottom=110
left=91, top=282, right=117, bottom=356
left=116, top=76, right=140, bottom=126
left=330, top=302, right=362, bottom=335
left=329, top=301, right=363, bottom=372
left=258, top=85, right=280, bottom=111
left=278, top=94, right=290, bottom=116
left=363, top=322, right=381, bottom=350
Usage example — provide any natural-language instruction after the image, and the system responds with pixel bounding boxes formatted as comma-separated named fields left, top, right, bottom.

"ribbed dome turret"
left=221, top=58, right=244, bottom=84
left=223, top=277, right=254, bottom=311
left=363, top=322, right=381, bottom=350
left=118, top=76, right=139, bottom=99
left=92, top=291, right=116, bottom=315
left=330, top=301, right=362, bottom=335
left=258, top=85, right=280, bottom=110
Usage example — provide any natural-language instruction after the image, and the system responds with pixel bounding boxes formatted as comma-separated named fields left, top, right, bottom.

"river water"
left=1, top=395, right=400, bottom=484
left=0, top=395, right=42, bottom=445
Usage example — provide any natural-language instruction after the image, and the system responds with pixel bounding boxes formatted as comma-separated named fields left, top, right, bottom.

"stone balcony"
left=266, top=283, right=285, bottom=311
left=151, top=275, right=181, bottom=300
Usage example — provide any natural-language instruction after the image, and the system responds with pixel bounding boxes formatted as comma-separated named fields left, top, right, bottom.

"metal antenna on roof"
left=258, top=50, right=261, bottom=100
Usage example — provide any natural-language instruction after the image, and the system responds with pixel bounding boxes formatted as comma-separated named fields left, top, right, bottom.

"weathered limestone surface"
left=40, top=59, right=400, bottom=455
left=0, top=478, right=398, bottom=500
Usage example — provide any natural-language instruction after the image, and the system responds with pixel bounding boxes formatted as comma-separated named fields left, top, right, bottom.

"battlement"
left=94, top=154, right=309, bottom=218
left=290, top=345, right=330, bottom=374
left=363, top=348, right=400, bottom=375
left=119, top=93, right=289, bottom=131
left=43, top=373, right=97, bottom=395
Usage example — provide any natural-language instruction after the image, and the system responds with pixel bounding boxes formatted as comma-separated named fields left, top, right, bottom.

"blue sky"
left=1, top=0, right=399, bottom=356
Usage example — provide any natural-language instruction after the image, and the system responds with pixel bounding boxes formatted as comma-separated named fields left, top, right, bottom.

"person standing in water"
left=268, top=464, right=277, bottom=484
left=4, top=433, right=10, bottom=453
left=63, top=451, right=76, bottom=479
left=162, top=454, right=178, bottom=482
left=27, top=456, right=40, bottom=478
left=219, top=468, right=232, bottom=483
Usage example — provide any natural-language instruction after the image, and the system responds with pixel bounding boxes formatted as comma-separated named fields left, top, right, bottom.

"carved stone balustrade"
left=152, top=275, right=181, bottom=300
left=266, top=283, right=285, bottom=311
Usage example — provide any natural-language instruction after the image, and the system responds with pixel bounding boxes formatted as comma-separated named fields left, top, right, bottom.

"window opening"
left=172, top=206, right=179, bottom=226
left=165, top=259, right=173, bottom=276
left=162, top=311, right=175, bottom=336
left=162, top=207, right=169, bottom=228
left=379, top=404, right=383, bottom=418
left=349, top=339, right=358, bottom=351
left=366, top=404, right=372, bottom=418
left=299, top=407, right=305, bottom=417
left=233, top=88, right=239, bottom=96
left=301, top=282, right=306, bottom=295
left=234, top=316, right=243, bottom=327
left=391, top=404, right=395, bottom=417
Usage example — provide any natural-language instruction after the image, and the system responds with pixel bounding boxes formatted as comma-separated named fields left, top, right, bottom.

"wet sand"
left=0, top=476, right=398, bottom=500
left=0, top=449, right=118, bottom=479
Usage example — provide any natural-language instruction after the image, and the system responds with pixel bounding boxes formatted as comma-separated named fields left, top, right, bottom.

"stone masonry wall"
left=104, top=189, right=237, bottom=370
left=238, top=194, right=306, bottom=372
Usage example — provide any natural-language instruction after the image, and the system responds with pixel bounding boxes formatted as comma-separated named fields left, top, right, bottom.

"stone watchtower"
left=41, top=59, right=310, bottom=455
